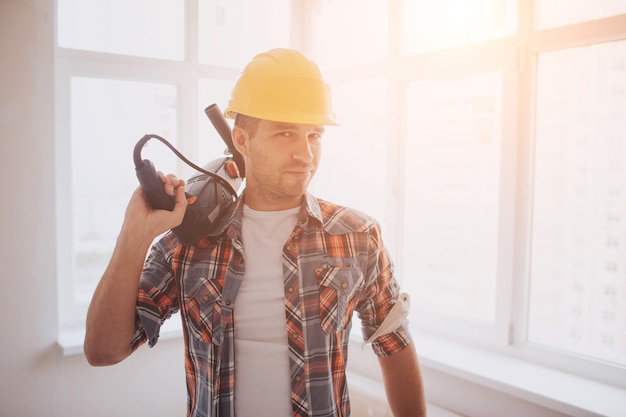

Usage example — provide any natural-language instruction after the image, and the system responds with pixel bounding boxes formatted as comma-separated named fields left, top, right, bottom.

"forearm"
left=84, top=182, right=187, bottom=365
left=84, top=229, right=153, bottom=366
left=378, top=342, right=427, bottom=417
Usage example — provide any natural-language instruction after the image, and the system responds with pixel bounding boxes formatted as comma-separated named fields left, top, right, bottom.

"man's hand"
left=122, top=172, right=188, bottom=242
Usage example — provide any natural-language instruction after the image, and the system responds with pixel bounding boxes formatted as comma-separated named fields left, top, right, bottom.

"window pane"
left=310, top=0, right=388, bottom=70
left=71, top=78, right=177, bottom=299
left=402, top=72, right=503, bottom=323
left=401, top=0, right=517, bottom=54
left=528, top=40, right=626, bottom=366
left=538, top=0, right=626, bottom=29
left=57, top=0, right=184, bottom=60
left=198, top=0, right=291, bottom=68
left=312, top=78, right=390, bottom=243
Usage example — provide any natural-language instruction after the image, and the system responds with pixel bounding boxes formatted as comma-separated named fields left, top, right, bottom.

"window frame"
left=512, top=9, right=626, bottom=388
left=396, top=42, right=520, bottom=349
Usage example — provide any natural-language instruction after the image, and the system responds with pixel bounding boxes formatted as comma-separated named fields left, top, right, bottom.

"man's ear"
left=231, top=125, right=250, bottom=157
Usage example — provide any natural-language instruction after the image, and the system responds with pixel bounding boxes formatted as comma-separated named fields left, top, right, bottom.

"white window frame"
left=54, top=2, right=202, bottom=341
left=511, top=10, right=626, bottom=389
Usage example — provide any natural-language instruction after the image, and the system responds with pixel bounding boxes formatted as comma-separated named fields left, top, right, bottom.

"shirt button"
left=295, top=375, right=301, bottom=382
left=341, top=282, right=348, bottom=289
left=224, top=300, right=231, bottom=306
left=291, top=332, right=299, bottom=340
left=202, top=295, right=210, bottom=303
left=288, top=287, right=295, bottom=293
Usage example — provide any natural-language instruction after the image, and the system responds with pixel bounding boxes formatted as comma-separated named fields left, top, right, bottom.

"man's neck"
left=243, top=190, right=304, bottom=211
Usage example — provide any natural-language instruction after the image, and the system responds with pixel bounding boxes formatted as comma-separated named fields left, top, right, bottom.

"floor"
left=349, top=375, right=463, bottom=417
left=350, top=395, right=463, bottom=417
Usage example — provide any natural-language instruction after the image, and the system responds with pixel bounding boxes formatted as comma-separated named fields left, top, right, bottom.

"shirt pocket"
left=182, top=275, right=223, bottom=345
left=315, top=264, right=364, bottom=334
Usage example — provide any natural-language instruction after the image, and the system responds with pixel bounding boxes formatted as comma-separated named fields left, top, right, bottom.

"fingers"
left=124, top=177, right=188, bottom=239
left=172, top=183, right=188, bottom=216
left=158, top=171, right=185, bottom=196
left=156, top=171, right=188, bottom=219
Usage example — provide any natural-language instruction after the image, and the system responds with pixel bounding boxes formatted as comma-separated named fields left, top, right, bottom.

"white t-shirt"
left=234, top=205, right=299, bottom=416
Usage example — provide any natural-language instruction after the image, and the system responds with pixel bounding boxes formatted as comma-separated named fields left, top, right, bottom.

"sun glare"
left=442, top=0, right=485, bottom=34
left=402, top=0, right=514, bottom=53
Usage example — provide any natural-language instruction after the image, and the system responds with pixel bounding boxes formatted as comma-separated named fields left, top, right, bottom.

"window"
left=55, top=0, right=292, bottom=333
left=308, top=0, right=626, bottom=390
left=312, top=77, right=393, bottom=247
left=309, top=0, right=389, bottom=70
left=198, top=0, right=291, bottom=68
left=403, top=72, right=503, bottom=328
left=401, top=0, right=517, bottom=54
left=529, top=40, right=626, bottom=367
left=56, top=0, right=626, bottom=395
left=69, top=78, right=178, bottom=300
left=57, top=0, right=185, bottom=60
left=537, top=0, right=626, bottom=29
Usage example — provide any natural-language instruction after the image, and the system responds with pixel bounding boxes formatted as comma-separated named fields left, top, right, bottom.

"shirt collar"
left=205, top=191, right=323, bottom=239
left=300, top=192, right=324, bottom=231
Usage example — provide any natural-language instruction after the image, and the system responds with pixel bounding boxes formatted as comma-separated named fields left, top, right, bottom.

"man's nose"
left=292, top=136, right=314, bottom=162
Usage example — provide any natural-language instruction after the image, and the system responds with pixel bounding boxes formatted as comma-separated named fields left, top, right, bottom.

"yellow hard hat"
left=224, top=48, right=338, bottom=126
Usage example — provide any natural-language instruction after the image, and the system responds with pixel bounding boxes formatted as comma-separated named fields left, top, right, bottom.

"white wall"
left=0, top=2, right=582, bottom=416
left=0, top=1, right=188, bottom=416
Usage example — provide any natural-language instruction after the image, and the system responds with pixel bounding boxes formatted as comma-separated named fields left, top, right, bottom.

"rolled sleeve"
left=357, top=222, right=413, bottom=357
left=130, top=314, right=148, bottom=351
left=370, top=321, right=412, bottom=357
left=133, top=235, right=181, bottom=348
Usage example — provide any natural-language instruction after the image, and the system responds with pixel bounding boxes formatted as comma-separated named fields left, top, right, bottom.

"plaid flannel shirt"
left=131, top=193, right=411, bottom=417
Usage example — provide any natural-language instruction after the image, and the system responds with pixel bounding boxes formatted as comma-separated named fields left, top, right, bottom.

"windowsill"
left=57, top=318, right=183, bottom=356
left=413, top=334, right=626, bottom=417
left=59, top=326, right=626, bottom=417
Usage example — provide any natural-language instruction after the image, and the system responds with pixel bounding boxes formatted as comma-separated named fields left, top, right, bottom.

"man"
left=84, top=48, right=426, bottom=417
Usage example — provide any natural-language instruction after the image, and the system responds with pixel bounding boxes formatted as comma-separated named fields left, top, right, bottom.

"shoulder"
left=316, top=197, right=380, bottom=235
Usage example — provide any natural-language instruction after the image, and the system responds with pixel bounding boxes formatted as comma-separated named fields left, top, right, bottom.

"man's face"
left=235, top=119, right=324, bottom=210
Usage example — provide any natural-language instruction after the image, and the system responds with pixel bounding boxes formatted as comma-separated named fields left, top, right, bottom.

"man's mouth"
left=284, top=167, right=313, bottom=178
